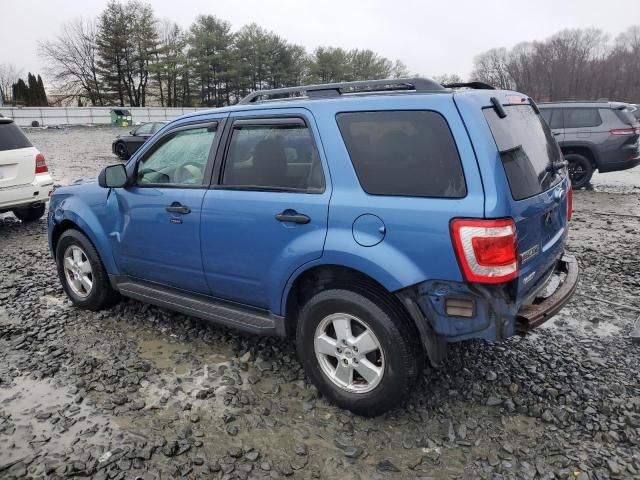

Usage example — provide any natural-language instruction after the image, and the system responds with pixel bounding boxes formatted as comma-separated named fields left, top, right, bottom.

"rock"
left=486, top=370, right=498, bottom=381
left=245, top=451, right=260, bottom=462
left=376, top=460, right=400, bottom=473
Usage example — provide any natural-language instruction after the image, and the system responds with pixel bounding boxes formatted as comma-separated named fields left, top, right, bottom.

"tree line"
left=471, top=26, right=640, bottom=102
left=39, top=0, right=408, bottom=108
left=0, top=67, right=48, bottom=107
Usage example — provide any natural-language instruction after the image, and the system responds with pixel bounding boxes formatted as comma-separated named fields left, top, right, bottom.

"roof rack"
left=443, top=81, right=495, bottom=90
left=238, top=77, right=446, bottom=104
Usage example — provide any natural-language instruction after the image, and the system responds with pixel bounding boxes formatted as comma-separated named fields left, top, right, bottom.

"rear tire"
left=115, top=142, right=129, bottom=160
left=565, top=153, right=593, bottom=189
left=13, top=204, right=46, bottom=222
left=296, top=288, right=422, bottom=416
left=55, top=229, right=120, bottom=311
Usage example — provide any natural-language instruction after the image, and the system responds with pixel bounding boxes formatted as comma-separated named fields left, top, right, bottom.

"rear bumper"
left=515, top=254, right=579, bottom=332
left=396, top=255, right=579, bottom=364
left=0, top=173, right=53, bottom=212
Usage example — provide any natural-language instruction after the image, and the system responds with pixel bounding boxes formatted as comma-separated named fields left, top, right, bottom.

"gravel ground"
left=0, top=126, right=639, bottom=479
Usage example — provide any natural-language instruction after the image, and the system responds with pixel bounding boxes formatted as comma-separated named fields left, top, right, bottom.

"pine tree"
left=37, top=74, right=48, bottom=106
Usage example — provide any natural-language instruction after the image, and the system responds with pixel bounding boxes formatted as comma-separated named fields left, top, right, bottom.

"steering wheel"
left=173, top=161, right=204, bottom=184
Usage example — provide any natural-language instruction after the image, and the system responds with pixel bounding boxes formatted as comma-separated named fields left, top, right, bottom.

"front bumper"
left=516, top=254, right=579, bottom=332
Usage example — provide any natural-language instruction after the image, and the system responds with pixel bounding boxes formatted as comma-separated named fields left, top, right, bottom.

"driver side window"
left=137, top=125, right=217, bottom=186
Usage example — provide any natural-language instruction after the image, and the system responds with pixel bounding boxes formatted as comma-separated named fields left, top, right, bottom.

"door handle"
left=166, top=203, right=191, bottom=214
left=275, top=210, right=310, bottom=224
left=553, top=132, right=562, bottom=136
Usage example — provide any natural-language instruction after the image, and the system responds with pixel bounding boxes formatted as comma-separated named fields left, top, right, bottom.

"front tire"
left=55, top=229, right=120, bottom=310
left=13, top=204, right=46, bottom=222
left=115, top=142, right=129, bottom=160
left=565, top=153, right=593, bottom=189
left=296, top=288, right=422, bottom=416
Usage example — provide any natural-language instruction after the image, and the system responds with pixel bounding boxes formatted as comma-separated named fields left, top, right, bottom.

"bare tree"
left=0, top=64, right=22, bottom=104
left=470, top=48, right=514, bottom=90
left=39, top=18, right=104, bottom=105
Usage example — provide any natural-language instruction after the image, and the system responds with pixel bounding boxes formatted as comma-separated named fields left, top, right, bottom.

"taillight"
left=567, top=183, right=573, bottom=222
left=609, top=128, right=636, bottom=135
left=450, top=218, right=518, bottom=284
left=35, top=153, right=48, bottom=174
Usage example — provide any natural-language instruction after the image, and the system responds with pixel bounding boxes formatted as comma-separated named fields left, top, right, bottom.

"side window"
left=336, top=111, right=466, bottom=198
left=221, top=120, right=324, bottom=191
left=540, top=109, right=553, bottom=126
left=137, top=124, right=217, bottom=186
left=135, top=123, right=154, bottom=135
left=564, top=108, right=602, bottom=128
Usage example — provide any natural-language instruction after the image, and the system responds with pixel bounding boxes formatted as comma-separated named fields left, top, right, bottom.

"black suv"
left=539, top=101, right=640, bottom=188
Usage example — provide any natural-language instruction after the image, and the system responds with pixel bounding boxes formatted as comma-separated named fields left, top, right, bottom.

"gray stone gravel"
left=0, top=126, right=639, bottom=479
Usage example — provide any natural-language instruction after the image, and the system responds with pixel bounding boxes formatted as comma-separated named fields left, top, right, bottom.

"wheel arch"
left=50, top=208, right=118, bottom=274
left=282, top=264, right=419, bottom=342
left=560, top=143, right=599, bottom=168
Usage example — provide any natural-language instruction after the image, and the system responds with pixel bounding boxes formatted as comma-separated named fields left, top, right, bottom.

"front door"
left=201, top=110, right=330, bottom=312
left=110, top=120, right=222, bottom=294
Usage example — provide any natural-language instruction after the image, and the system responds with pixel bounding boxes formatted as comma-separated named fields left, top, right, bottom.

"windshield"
left=484, top=104, right=563, bottom=201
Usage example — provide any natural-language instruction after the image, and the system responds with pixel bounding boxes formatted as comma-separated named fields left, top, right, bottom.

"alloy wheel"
left=314, top=313, right=385, bottom=393
left=63, top=245, right=94, bottom=298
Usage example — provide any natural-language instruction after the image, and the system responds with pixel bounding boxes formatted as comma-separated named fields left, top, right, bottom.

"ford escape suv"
left=48, top=78, right=578, bottom=416
left=0, top=117, right=53, bottom=221
left=539, top=101, right=640, bottom=188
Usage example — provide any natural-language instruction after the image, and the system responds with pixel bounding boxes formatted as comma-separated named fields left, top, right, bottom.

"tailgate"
left=482, top=101, right=570, bottom=303
left=0, top=147, right=38, bottom=189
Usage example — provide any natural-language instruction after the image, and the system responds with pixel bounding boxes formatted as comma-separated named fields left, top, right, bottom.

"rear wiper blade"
left=545, top=160, right=568, bottom=173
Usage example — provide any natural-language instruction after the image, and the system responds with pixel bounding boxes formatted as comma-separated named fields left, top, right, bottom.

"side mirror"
left=98, top=164, right=128, bottom=188
left=130, top=130, right=135, bottom=135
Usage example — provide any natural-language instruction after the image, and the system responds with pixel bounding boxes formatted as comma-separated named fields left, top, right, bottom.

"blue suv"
left=48, top=78, right=578, bottom=416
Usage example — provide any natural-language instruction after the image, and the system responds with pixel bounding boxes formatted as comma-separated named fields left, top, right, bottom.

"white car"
left=0, top=118, right=53, bottom=222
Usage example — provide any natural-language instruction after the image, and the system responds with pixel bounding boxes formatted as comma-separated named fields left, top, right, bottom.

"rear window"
left=613, top=108, right=638, bottom=126
left=484, top=105, right=563, bottom=201
left=563, top=108, right=602, bottom=128
left=336, top=111, right=466, bottom=198
left=0, top=121, right=32, bottom=151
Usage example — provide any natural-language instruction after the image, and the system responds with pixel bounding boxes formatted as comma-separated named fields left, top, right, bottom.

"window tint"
left=484, top=105, right=563, bottom=201
left=336, top=111, right=466, bottom=198
left=222, top=121, right=324, bottom=191
left=0, top=122, right=32, bottom=151
left=563, top=108, right=602, bottom=128
left=540, top=108, right=563, bottom=129
left=137, top=125, right=216, bottom=186
left=152, top=123, right=165, bottom=133
left=135, top=123, right=154, bottom=135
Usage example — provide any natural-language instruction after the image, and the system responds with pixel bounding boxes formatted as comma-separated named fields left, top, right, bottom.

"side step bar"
left=110, top=276, right=285, bottom=337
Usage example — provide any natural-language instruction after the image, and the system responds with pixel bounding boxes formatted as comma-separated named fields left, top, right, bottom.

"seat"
left=252, top=138, right=289, bottom=188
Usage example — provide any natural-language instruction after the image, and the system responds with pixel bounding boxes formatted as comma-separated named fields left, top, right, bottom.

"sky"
left=3, top=0, right=640, bottom=86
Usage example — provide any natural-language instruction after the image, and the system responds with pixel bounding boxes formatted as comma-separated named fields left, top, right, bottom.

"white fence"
left=0, top=106, right=211, bottom=127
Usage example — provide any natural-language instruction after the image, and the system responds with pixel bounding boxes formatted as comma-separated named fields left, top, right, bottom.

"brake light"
left=609, top=128, right=636, bottom=135
left=35, top=153, right=48, bottom=174
left=567, top=183, right=573, bottom=222
left=450, top=218, right=518, bottom=284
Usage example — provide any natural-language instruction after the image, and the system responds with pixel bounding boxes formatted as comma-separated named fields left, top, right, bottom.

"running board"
left=110, top=276, right=284, bottom=336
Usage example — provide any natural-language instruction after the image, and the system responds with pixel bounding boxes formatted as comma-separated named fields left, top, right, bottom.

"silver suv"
left=539, top=101, right=640, bottom=188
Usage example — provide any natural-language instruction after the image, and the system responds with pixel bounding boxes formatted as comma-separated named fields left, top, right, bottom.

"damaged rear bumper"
left=516, top=254, right=579, bottom=332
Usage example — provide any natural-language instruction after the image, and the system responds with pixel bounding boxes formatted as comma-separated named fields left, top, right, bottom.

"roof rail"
left=443, top=81, right=495, bottom=90
left=238, top=77, right=446, bottom=104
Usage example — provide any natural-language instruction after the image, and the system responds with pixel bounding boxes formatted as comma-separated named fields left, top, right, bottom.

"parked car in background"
left=0, top=117, right=52, bottom=221
left=112, top=121, right=167, bottom=160
left=539, top=101, right=640, bottom=188
left=48, top=78, right=577, bottom=415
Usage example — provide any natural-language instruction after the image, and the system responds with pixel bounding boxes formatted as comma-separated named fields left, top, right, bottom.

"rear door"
left=200, top=108, right=330, bottom=312
left=563, top=107, right=602, bottom=140
left=0, top=120, right=37, bottom=189
left=482, top=102, right=569, bottom=302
